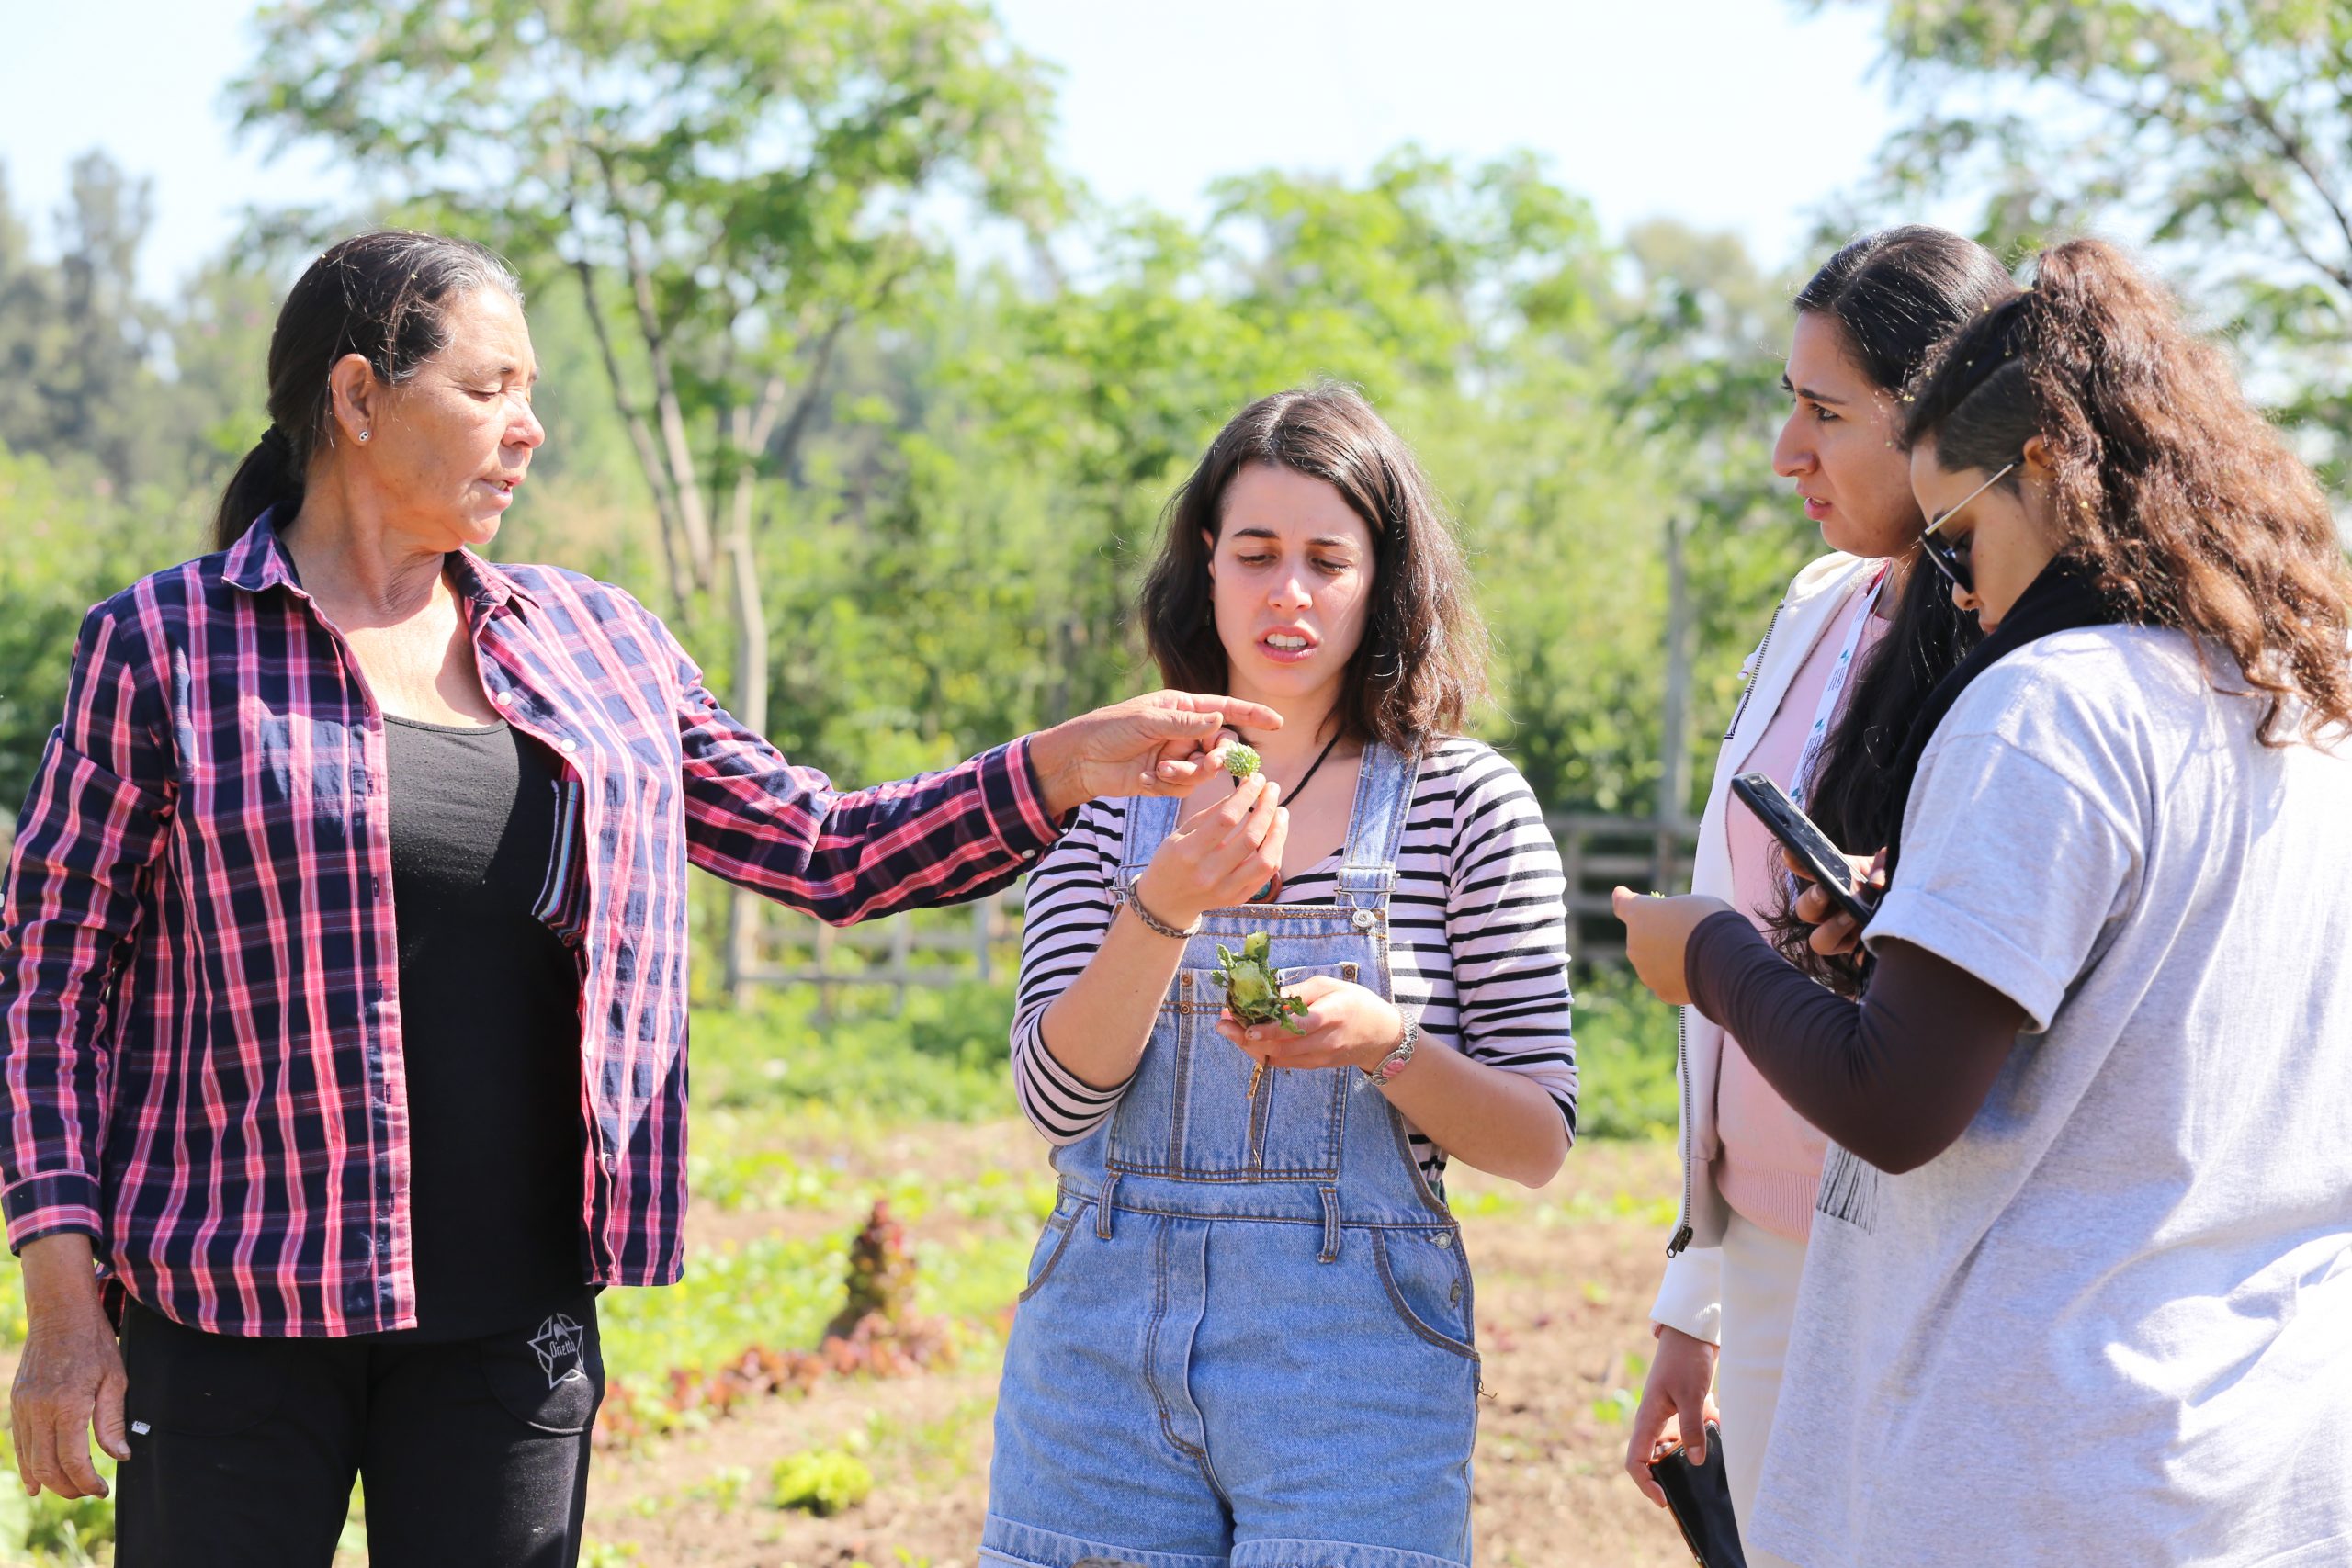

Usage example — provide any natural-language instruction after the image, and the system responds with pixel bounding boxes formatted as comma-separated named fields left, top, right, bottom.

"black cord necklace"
left=1234, top=728, right=1343, bottom=903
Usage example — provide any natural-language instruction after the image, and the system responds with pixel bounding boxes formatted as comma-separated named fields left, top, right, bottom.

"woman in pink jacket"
left=1622, top=227, right=2008, bottom=1562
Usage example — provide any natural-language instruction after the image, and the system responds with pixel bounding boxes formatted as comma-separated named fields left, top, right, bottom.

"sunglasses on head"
left=1918, top=458, right=2018, bottom=594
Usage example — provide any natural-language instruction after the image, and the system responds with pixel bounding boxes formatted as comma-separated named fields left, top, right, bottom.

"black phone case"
left=1729, top=773, right=1876, bottom=928
left=1649, top=1422, right=1749, bottom=1568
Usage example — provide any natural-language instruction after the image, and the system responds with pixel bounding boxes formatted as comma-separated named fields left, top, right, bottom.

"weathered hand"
left=1624, top=1325, right=1722, bottom=1507
left=1027, top=692, right=1284, bottom=817
left=1217, top=975, right=1404, bottom=1073
left=1611, top=887, right=1736, bottom=1008
left=11, top=1234, right=130, bottom=1501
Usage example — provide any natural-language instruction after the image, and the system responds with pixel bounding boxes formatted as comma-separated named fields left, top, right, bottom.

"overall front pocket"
left=1104, top=961, right=1357, bottom=1180
left=1371, top=1226, right=1479, bottom=1360
left=1016, top=1202, right=1082, bottom=1303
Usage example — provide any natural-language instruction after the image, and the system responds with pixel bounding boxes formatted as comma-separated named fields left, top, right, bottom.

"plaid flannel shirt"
left=0, top=513, right=1059, bottom=1335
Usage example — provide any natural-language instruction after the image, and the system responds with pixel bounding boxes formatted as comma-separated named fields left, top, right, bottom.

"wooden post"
left=888, top=917, right=914, bottom=1017
left=723, top=438, right=774, bottom=1011
left=1656, top=513, right=1694, bottom=893
left=814, top=923, right=838, bottom=1022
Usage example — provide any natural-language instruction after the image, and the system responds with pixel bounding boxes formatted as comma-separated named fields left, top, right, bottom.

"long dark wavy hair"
left=211, top=231, right=522, bottom=550
left=1904, top=237, right=2352, bottom=743
left=1136, top=385, right=1489, bottom=751
left=1767, top=227, right=2013, bottom=988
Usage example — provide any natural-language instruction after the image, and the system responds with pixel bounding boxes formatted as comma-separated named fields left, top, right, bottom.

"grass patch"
left=1569, top=965, right=1680, bottom=1141
left=689, top=980, right=1023, bottom=1124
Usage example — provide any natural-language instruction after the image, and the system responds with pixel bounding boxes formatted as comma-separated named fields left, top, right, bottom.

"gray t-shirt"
left=1754, top=626, right=2352, bottom=1568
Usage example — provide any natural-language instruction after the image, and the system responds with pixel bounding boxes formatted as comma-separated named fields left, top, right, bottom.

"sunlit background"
left=0, top=3, right=2342, bottom=1562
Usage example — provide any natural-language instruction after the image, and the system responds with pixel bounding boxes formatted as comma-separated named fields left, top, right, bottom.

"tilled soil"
left=587, top=1131, right=1693, bottom=1568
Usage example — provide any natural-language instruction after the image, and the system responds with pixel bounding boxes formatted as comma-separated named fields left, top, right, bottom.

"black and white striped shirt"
left=1011, top=737, right=1578, bottom=1185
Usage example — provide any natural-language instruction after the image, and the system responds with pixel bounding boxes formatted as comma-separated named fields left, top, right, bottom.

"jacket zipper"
left=1722, top=598, right=1785, bottom=741
left=1668, top=1005, right=1694, bottom=1256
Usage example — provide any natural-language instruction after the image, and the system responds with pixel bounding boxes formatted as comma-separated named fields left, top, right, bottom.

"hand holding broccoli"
left=1132, top=774, right=1288, bottom=929
left=1217, top=970, right=1409, bottom=1081
left=1214, top=931, right=1309, bottom=1034
left=1216, top=931, right=1306, bottom=1100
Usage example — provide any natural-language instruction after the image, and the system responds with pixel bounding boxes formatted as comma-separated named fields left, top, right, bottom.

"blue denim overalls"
left=983, top=742, right=1481, bottom=1568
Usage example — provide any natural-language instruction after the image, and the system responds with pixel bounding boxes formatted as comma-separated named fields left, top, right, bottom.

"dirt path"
left=588, top=1132, right=1695, bottom=1567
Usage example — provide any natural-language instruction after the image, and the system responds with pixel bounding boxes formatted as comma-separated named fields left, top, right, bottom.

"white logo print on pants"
left=529, top=1314, right=587, bottom=1389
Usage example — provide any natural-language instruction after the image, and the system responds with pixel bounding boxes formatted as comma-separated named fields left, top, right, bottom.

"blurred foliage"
left=1572, top=965, right=1686, bottom=1142
left=689, top=981, right=1020, bottom=1122
left=0, top=446, right=188, bottom=813
left=233, top=0, right=1065, bottom=648
left=1812, top=0, right=2352, bottom=485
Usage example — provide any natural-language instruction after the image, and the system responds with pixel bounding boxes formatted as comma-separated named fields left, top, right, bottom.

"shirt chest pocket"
left=579, top=725, right=680, bottom=817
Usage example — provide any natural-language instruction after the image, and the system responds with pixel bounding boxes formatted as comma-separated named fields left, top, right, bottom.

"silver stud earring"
left=357, top=431, right=370, bottom=443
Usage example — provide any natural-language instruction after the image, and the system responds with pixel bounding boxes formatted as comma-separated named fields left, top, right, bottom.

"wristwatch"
left=1361, top=1016, right=1419, bottom=1086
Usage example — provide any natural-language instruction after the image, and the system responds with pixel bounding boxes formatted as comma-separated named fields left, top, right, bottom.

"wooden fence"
left=727, top=810, right=1700, bottom=1011
left=0, top=811, right=1691, bottom=1014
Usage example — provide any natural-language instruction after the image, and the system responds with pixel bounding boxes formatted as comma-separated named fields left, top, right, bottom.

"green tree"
left=1816, top=0, right=2352, bottom=478
left=234, top=0, right=1060, bottom=622
left=1610, top=220, right=1818, bottom=818
left=235, top=0, right=1065, bottom=987
left=944, top=152, right=1804, bottom=819
left=0, top=152, right=185, bottom=493
left=0, top=445, right=186, bottom=823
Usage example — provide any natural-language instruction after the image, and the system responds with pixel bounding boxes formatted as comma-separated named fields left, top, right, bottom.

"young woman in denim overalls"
left=983, top=389, right=1579, bottom=1568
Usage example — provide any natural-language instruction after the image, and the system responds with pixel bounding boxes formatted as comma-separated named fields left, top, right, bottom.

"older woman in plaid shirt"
left=0, top=231, right=1277, bottom=1568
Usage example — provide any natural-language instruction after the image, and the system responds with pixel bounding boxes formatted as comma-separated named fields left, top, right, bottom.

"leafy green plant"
left=1213, top=933, right=1306, bottom=1035
left=771, top=1447, right=876, bottom=1516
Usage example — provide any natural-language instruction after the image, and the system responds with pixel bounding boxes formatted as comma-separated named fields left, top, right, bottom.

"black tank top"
left=381, top=715, right=585, bottom=1338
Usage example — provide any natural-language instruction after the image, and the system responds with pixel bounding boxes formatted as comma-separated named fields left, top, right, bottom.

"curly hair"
left=1136, top=385, right=1489, bottom=751
left=1903, top=237, right=2352, bottom=746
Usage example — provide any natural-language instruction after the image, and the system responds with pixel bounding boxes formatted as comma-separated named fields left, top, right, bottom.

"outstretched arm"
left=667, top=626, right=1278, bottom=924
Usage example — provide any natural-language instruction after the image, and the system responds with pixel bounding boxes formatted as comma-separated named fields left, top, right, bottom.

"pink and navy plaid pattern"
left=0, top=514, right=1059, bottom=1336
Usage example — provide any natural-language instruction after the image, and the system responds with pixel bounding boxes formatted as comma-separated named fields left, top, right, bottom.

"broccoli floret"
left=1214, top=931, right=1308, bottom=1036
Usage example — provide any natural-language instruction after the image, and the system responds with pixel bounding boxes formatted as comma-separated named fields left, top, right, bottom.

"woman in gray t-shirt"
left=1618, top=238, right=2352, bottom=1567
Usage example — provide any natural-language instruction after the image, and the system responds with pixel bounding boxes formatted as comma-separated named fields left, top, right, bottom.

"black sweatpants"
left=112, top=1292, right=605, bottom=1568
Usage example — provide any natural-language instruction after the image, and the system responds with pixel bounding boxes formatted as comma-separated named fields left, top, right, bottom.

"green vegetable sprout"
left=1216, top=932, right=1304, bottom=1032
left=1223, top=743, right=1261, bottom=780
left=1216, top=931, right=1307, bottom=1099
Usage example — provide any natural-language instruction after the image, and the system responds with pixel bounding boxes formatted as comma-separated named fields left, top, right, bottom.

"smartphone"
left=1729, top=773, right=1877, bottom=929
left=1647, top=1422, right=1749, bottom=1568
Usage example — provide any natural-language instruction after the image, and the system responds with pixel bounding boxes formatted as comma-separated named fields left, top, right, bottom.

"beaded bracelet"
left=1128, top=888, right=1203, bottom=941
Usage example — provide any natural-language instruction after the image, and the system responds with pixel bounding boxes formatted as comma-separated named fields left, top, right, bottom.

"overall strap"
left=1335, top=739, right=1420, bottom=913
left=1114, top=794, right=1181, bottom=899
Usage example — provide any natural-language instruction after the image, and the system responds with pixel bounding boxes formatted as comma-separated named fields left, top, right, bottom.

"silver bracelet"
left=1361, top=1016, right=1419, bottom=1085
left=1127, top=887, right=1202, bottom=941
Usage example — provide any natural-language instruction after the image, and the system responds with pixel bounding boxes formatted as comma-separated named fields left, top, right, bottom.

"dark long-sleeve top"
left=1682, top=911, right=2027, bottom=1174
left=0, top=510, right=1061, bottom=1336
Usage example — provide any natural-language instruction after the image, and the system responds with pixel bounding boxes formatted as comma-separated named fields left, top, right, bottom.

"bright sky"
left=0, top=0, right=1898, bottom=298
